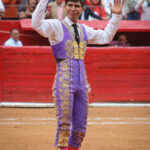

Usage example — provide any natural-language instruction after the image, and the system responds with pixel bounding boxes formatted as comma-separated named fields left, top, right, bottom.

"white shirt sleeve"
left=32, top=0, right=64, bottom=45
left=84, top=14, right=121, bottom=45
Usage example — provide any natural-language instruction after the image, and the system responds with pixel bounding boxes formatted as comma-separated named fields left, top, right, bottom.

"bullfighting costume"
left=32, top=0, right=121, bottom=149
left=52, top=21, right=88, bottom=148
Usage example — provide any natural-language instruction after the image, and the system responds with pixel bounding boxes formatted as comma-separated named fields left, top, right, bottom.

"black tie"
left=72, top=24, right=80, bottom=45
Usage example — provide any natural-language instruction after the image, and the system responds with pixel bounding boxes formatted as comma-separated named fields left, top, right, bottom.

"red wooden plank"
left=92, top=81, right=150, bottom=88
left=2, top=55, right=53, bottom=61
left=92, top=56, right=150, bottom=68
left=20, top=19, right=150, bottom=32
left=90, top=69, right=150, bottom=82
left=86, top=47, right=150, bottom=54
left=3, top=74, right=54, bottom=80
left=1, top=46, right=52, bottom=54
left=2, top=53, right=53, bottom=58
left=91, top=87, right=150, bottom=101
left=3, top=68, right=55, bottom=74
left=3, top=63, right=56, bottom=70
left=3, top=81, right=53, bottom=88
left=2, top=87, right=53, bottom=102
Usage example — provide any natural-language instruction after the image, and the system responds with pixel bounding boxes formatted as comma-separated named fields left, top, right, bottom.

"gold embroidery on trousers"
left=53, top=59, right=72, bottom=147
left=57, top=130, right=70, bottom=147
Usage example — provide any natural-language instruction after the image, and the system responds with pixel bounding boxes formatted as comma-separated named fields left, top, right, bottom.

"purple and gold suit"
left=51, top=21, right=88, bottom=148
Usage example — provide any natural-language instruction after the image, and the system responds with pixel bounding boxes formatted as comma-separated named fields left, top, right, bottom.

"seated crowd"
left=0, top=0, right=150, bottom=20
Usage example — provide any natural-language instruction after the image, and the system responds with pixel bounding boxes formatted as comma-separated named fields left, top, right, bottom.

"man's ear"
left=81, top=7, right=85, bottom=14
left=64, top=4, right=67, bottom=11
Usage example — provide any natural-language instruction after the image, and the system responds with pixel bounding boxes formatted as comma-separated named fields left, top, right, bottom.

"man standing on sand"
left=32, top=0, right=124, bottom=149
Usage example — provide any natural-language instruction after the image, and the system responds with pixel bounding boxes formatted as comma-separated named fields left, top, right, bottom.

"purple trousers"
left=52, top=59, right=88, bottom=148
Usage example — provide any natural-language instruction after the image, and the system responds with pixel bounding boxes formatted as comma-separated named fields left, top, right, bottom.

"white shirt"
left=135, top=0, right=150, bottom=20
left=0, top=0, right=5, bottom=12
left=4, top=38, right=23, bottom=46
left=32, top=0, right=121, bottom=46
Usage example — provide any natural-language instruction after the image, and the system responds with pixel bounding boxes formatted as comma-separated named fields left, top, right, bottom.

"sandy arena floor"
left=0, top=107, right=150, bottom=150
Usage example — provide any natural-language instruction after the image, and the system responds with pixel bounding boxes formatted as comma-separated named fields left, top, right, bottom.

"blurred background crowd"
left=0, top=0, right=150, bottom=21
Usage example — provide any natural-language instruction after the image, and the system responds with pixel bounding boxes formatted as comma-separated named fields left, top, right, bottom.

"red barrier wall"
left=1, top=20, right=150, bottom=46
left=0, top=49, right=2, bottom=102
left=87, top=48, right=150, bottom=102
left=0, top=46, right=55, bottom=103
left=0, top=46, right=150, bottom=103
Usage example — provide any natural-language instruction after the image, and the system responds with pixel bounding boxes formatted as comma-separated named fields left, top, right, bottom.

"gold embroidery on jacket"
left=65, top=40, right=74, bottom=58
left=62, top=21, right=87, bottom=60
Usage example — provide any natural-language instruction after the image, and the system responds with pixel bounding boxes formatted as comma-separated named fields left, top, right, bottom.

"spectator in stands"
left=2, top=0, right=22, bottom=20
left=4, top=28, right=23, bottom=46
left=103, top=0, right=113, bottom=17
left=18, top=0, right=28, bottom=15
left=45, top=0, right=67, bottom=20
left=19, top=7, right=27, bottom=19
left=89, top=0, right=109, bottom=20
left=19, top=0, right=38, bottom=19
left=0, top=0, right=5, bottom=19
left=122, top=0, right=139, bottom=20
left=84, top=0, right=91, bottom=5
left=26, top=0, right=38, bottom=18
left=135, top=0, right=150, bottom=20
left=80, top=5, right=102, bottom=20
left=48, top=0, right=55, bottom=2
left=109, top=34, right=130, bottom=47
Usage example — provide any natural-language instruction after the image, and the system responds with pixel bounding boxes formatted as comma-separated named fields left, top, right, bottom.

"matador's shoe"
left=68, top=145, right=79, bottom=150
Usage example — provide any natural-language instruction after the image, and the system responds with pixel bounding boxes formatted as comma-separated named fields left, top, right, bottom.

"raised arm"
left=85, top=0, right=124, bottom=45
left=32, top=0, right=53, bottom=38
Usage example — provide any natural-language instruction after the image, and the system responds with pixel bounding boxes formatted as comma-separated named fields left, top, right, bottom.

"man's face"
left=91, top=0, right=99, bottom=5
left=56, top=0, right=63, bottom=5
left=119, top=35, right=127, bottom=44
left=65, top=1, right=84, bottom=23
left=29, top=0, right=37, bottom=7
left=11, top=30, right=20, bottom=41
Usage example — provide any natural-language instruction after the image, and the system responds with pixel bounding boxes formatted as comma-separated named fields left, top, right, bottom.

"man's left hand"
left=110, top=0, right=125, bottom=15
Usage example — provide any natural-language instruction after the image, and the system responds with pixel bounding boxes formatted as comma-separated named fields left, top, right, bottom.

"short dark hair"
left=10, top=28, right=19, bottom=35
left=65, top=0, right=84, bottom=7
